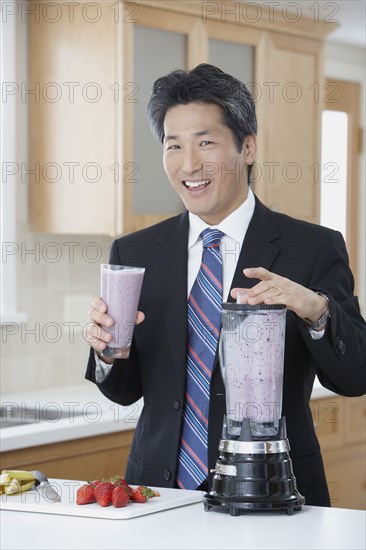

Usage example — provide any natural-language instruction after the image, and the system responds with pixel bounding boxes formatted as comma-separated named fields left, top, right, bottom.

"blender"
left=204, top=302, right=305, bottom=515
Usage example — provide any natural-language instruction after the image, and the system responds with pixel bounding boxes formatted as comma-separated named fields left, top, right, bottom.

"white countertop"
left=0, top=488, right=365, bottom=550
left=0, top=379, right=334, bottom=452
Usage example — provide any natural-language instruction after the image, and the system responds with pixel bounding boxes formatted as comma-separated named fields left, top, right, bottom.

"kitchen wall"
left=1, top=229, right=113, bottom=394
left=1, top=24, right=365, bottom=396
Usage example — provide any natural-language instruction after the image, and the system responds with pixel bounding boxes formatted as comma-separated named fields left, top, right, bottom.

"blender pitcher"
left=219, top=303, right=286, bottom=439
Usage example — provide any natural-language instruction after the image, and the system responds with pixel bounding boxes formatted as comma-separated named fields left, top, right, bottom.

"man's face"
left=163, top=102, right=256, bottom=225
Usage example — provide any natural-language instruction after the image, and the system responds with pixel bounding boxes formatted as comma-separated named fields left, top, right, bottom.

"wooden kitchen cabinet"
left=0, top=430, right=134, bottom=481
left=258, top=32, right=323, bottom=222
left=28, top=0, right=336, bottom=235
left=310, top=395, right=366, bottom=510
left=28, top=1, right=119, bottom=235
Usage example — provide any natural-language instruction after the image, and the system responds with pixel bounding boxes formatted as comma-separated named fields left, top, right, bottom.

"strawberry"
left=112, top=486, right=130, bottom=508
left=130, top=485, right=156, bottom=503
left=94, top=481, right=115, bottom=507
left=111, top=475, right=124, bottom=485
left=89, top=479, right=102, bottom=489
left=76, top=484, right=95, bottom=505
left=112, top=476, right=132, bottom=496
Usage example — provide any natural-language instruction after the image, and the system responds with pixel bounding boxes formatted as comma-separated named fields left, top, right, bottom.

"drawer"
left=0, top=430, right=134, bottom=481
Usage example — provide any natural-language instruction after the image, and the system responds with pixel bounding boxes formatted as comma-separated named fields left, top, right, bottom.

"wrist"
left=304, top=292, right=330, bottom=332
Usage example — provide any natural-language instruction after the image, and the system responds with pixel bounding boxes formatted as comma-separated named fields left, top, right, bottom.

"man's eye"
left=166, top=144, right=180, bottom=150
left=200, top=140, right=213, bottom=146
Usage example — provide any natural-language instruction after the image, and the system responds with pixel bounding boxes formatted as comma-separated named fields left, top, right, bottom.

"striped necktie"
left=176, top=228, right=224, bottom=490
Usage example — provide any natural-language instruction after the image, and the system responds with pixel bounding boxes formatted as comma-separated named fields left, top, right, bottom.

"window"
left=320, top=110, right=348, bottom=239
left=320, top=79, right=361, bottom=289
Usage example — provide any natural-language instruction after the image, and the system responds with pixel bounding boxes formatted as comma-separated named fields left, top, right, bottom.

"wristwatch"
left=304, top=292, right=330, bottom=332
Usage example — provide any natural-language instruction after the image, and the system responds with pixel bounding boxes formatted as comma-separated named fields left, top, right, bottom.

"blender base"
left=204, top=417, right=305, bottom=516
left=204, top=493, right=304, bottom=516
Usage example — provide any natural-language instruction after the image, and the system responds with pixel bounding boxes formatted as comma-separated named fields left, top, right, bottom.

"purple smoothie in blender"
left=220, top=303, right=286, bottom=438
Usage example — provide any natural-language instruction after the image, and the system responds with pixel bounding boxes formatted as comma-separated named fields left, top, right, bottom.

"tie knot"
left=200, top=228, right=224, bottom=248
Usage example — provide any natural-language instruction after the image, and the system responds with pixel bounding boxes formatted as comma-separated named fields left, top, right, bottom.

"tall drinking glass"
left=100, top=264, right=145, bottom=359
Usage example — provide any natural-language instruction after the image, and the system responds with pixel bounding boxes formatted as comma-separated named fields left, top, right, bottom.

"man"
left=85, top=64, right=366, bottom=506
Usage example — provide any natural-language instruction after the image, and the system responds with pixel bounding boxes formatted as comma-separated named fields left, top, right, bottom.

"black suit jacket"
left=86, top=197, right=366, bottom=506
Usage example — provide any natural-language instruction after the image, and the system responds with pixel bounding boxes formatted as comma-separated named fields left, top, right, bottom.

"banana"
left=0, top=470, right=36, bottom=495
left=2, top=470, right=36, bottom=481
left=0, top=473, right=12, bottom=484
left=0, top=473, right=11, bottom=494
left=18, top=479, right=35, bottom=493
left=5, top=478, right=21, bottom=495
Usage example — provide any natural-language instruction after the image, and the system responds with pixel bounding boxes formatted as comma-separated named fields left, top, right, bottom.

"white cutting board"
left=0, top=479, right=203, bottom=520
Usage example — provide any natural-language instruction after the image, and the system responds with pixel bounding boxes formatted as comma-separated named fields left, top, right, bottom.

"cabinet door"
left=122, top=6, right=203, bottom=233
left=131, top=25, right=185, bottom=217
left=208, top=39, right=254, bottom=84
left=261, top=33, right=322, bottom=223
left=28, top=1, right=118, bottom=234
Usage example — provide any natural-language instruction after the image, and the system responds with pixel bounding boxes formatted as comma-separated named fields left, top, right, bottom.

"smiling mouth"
left=183, top=179, right=211, bottom=190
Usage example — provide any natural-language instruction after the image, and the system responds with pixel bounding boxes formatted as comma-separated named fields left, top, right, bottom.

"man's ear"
left=243, top=135, right=257, bottom=164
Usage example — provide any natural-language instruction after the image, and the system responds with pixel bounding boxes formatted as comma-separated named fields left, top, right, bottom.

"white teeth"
left=184, top=180, right=210, bottom=188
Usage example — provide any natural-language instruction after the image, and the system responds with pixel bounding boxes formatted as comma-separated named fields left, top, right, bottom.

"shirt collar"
left=188, top=187, right=255, bottom=248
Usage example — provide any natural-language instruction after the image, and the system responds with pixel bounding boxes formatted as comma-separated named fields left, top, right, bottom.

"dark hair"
left=146, top=63, right=257, bottom=183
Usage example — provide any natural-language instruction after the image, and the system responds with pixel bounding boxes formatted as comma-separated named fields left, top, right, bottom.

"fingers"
left=86, top=297, right=145, bottom=354
left=232, top=267, right=326, bottom=319
left=231, top=286, right=287, bottom=306
left=89, top=298, right=145, bottom=326
left=243, top=267, right=272, bottom=281
left=85, top=298, right=113, bottom=353
left=84, top=321, right=112, bottom=353
left=136, top=311, right=145, bottom=325
left=231, top=267, right=288, bottom=306
left=90, top=297, right=110, bottom=321
left=247, top=281, right=286, bottom=303
left=230, top=288, right=250, bottom=302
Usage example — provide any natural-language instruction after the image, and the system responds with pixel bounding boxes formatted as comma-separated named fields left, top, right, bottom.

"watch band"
left=304, top=292, right=330, bottom=332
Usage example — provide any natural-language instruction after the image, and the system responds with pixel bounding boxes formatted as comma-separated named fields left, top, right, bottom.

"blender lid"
left=222, top=302, right=286, bottom=310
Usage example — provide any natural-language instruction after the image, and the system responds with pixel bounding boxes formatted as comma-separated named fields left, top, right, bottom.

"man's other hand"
left=230, top=267, right=329, bottom=323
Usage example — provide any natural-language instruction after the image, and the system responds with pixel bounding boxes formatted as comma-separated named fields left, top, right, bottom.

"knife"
left=31, top=470, right=61, bottom=502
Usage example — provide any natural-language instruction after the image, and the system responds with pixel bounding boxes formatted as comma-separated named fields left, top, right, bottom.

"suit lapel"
left=229, top=196, right=283, bottom=300
left=153, top=212, right=189, bottom=385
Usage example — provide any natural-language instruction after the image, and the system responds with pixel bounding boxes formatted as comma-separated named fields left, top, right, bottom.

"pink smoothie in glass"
left=100, top=264, right=145, bottom=359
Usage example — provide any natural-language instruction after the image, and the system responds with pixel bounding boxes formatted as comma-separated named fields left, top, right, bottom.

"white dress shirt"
left=187, top=188, right=255, bottom=300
